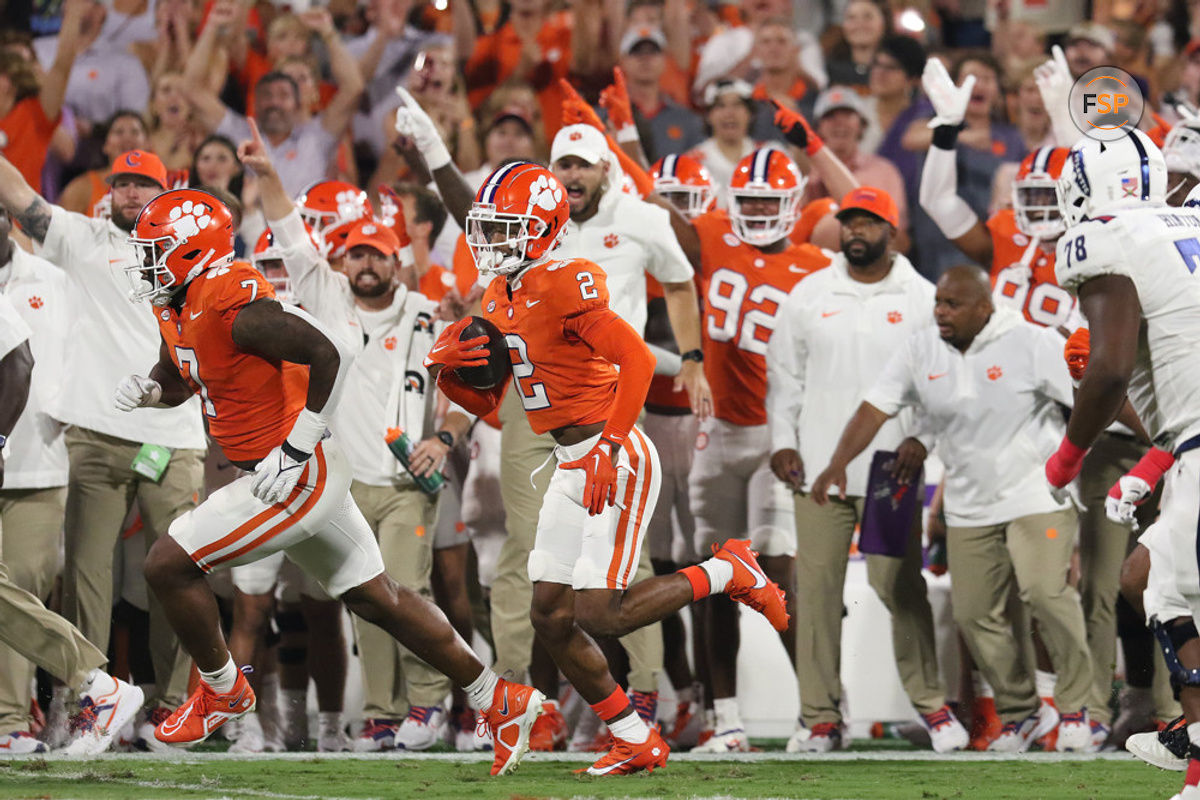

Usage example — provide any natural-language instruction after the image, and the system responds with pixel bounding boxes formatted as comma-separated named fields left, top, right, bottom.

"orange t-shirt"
left=1, top=97, right=58, bottom=194
left=464, top=14, right=573, bottom=141
left=694, top=210, right=830, bottom=426
left=987, top=209, right=1076, bottom=329
left=481, top=257, right=622, bottom=434
left=86, top=170, right=111, bottom=219
left=789, top=197, right=837, bottom=246
left=157, top=261, right=308, bottom=462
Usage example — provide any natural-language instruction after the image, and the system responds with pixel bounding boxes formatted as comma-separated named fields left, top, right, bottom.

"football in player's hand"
left=455, top=316, right=510, bottom=390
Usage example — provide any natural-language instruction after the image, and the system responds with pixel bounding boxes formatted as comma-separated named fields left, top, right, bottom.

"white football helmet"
left=1164, top=118, right=1200, bottom=176
left=1185, top=183, right=1200, bottom=208
left=1057, top=129, right=1167, bottom=227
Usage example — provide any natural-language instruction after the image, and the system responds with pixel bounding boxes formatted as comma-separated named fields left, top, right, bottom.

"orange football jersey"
left=694, top=210, right=830, bottom=425
left=789, top=197, right=837, bottom=246
left=987, top=209, right=1076, bottom=329
left=481, top=258, right=624, bottom=435
left=156, top=261, right=308, bottom=462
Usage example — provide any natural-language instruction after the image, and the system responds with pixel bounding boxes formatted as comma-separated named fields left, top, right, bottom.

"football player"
left=1044, top=129, right=1200, bottom=797
left=423, top=159, right=789, bottom=776
left=111, top=187, right=543, bottom=777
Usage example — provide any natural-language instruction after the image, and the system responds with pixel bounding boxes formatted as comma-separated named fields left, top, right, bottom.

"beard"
left=842, top=236, right=887, bottom=267
left=350, top=269, right=390, bottom=298
left=111, top=205, right=139, bottom=232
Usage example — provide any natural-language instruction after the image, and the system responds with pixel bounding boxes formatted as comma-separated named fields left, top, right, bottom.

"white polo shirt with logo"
left=218, top=112, right=337, bottom=199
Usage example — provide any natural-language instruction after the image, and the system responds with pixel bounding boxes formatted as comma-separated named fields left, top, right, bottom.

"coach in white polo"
left=766, top=187, right=956, bottom=753
left=811, top=264, right=1093, bottom=753
left=0, top=150, right=205, bottom=744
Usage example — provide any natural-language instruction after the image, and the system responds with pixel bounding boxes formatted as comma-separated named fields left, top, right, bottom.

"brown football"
left=454, top=316, right=510, bottom=390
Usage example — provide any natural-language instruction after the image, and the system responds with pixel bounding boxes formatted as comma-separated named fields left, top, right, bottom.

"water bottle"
left=385, top=428, right=445, bottom=495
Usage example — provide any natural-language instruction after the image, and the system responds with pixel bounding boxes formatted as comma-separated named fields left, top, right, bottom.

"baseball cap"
left=702, top=78, right=753, bottom=108
left=814, top=86, right=870, bottom=121
left=550, top=124, right=608, bottom=165
left=107, top=149, right=168, bottom=189
left=1067, top=22, right=1116, bottom=52
left=835, top=186, right=900, bottom=228
left=620, top=26, right=666, bottom=56
left=488, top=105, right=535, bottom=136
left=345, top=219, right=400, bottom=257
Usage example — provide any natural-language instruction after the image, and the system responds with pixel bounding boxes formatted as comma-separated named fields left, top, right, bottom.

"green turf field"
left=0, top=753, right=1182, bottom=800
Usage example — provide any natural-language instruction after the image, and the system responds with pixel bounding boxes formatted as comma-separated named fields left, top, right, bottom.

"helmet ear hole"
left=181, top=249, right=202, bottom=261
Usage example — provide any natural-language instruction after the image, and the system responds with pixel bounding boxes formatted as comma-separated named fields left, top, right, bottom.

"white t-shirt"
left=1, top=248, right=69, bottom=488
left=1055, top=204, right=1200, bottom=452
left=553, top=191, right=694, bottom=335
left=766, top=253, right=935, bottom=496
left=34, top=207, right=206, bottom=449
left=863, top=307, right=1074, bottom=527
left=217, top=113, right=336, bottom=199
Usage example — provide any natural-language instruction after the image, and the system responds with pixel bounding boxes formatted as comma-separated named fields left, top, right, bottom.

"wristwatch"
left=435, top=431, right=454, bottom=448
left=680, top=349, right=704, bottom=363
left=0, top=434, right=7, bottom=449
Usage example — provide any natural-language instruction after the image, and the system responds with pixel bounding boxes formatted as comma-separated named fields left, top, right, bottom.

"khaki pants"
left=1078, top=432, right=1160, bottom=724
left=491, top=391, right=662, bottom=691
left=793, top=493, right=944, bottom=724
left=351, top=481, right=449, bottom=715
left=0, top=488, right=68, bottom=733
left=949, top=508, right=1091, bottom=721
left=61, top=427, right=203, bottom=709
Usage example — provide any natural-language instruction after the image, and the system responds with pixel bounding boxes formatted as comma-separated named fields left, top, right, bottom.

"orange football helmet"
left=127, top=188, right=234, bottom=306
left=466, top=161, right=569, bottom=276
left=728, top=148, right=805, bottom=246
left=295, top=180, right=373, bottom=258
left=1012, top=147, right=1069, bottom=240
left=251, top=227, right=294, bottom=302
left=652, top=154, right=715, bottom=220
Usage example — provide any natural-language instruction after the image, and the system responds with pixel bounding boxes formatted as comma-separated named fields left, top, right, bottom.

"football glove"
left=1064, top=327, right=1090, bottom=382
left=600, top=68, right=637, bottom=142
left=923, top=57, right=975, bottom=129
left=423, top=318, right=490, bottom=371
left=771, top=100, right=823, bottom=156
left=559, top=78, right=606, bottom=132
left=394, top=86, right=452, bottom=170
left=559, top=436, right=624, bottom=516
left=1105, top=447, right=1174, bottom=529
left=1033, top=45, right=1072, bottom=123
left=114, top=375, right=163, bottom=412
left=250, top=444, right=308, bottom=505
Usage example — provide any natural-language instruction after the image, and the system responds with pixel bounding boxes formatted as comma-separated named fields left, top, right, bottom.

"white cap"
left=550, top=124, right=608, bottom=165
left=814, top=85, right=870, bottom=121
left=620, top=26, right=666, bottom=56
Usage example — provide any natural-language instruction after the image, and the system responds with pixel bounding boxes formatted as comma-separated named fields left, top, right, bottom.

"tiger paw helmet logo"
left=336, top=190, right=366, bottom=222
left=167, top=200, right=213, bottom=242
left=526, top=174, right=564, bottom=216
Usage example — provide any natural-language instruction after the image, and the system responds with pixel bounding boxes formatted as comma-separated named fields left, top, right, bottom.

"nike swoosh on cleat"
left=499, top=690, right=510, bottom=718
left=226, top=687, right=247, bottom=711
left=158, top=704, right=193, bottom=736
left=590, top=755, right=638, bottom=775
left=729, top=552, right=767, bottom=589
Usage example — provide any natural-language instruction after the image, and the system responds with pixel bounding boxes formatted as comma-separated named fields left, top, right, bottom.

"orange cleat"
left=154, top=668, right=255, bottom=746
left=712, top=539, right=789, bottom=631
left=528, top=700, right=568, bottom=751
left=969, top=696, right=1003, bottom=751
left=578, top=727, right=670, bottom=776
left=480, top=679, right=544, bottom=775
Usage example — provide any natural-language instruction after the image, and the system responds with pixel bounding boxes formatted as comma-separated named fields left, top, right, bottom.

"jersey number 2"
left=505, top=334, right=551, bottom=411
left=175, top=346, right=217, bottom=418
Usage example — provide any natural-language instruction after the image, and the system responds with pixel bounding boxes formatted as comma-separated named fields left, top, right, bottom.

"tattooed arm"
left=0, top=154, right=53, bottom=243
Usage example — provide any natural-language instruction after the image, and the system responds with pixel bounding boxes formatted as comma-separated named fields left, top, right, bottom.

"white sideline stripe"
left=0, top=769, right=362, bottom=800
left=19, top=750, right=1145, bottom=763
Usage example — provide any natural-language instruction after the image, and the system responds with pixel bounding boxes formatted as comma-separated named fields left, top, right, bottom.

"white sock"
left=1035, top=670, right=1057, bottom=701
left=542, top=699, right=559, bottom=713
left=714, top=697, right=741, bottom=732
left=972, top=672, right=995, bottom=699
left=465, top=667, right=500, bottom=711
left=200, top=655, right=239, bottom=694
left=607, top=711, right=650, bottom=744
left=281, top=688, right=308, bottom=747
left=318, top=711, right=342, bottom=736
left=699, top=556, right=734, bottom=594
left=676, top=686, right=695, bottom=706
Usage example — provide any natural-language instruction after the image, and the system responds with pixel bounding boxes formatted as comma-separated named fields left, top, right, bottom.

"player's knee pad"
left=526, top=549, right=555, bottom=584
left=1152, top=618, right=1200, bottom=697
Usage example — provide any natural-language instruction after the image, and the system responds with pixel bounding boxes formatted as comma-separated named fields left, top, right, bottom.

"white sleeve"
left=33, top=205, right=88, bottom=270
left=0, top=292, right=31, bottom=361
left=766, top=289, right=807, bottom=453
left=641, top=204, right=694, bottom=284
left=862, top=336, right=919, bottom=417
left=216, top=109, right=251, bottom=144
left=918, top=145, right=980, bottom=241
left=271, top=209, right=342, bottom=312
left=1053, top=220, right=1129, bottom=293
left=1033, top=326, right=1075, bottom=408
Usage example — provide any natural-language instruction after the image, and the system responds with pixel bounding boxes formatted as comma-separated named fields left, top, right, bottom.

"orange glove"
left=423, top=318, right=489, bottom=371
left=559, top=436, right=623, bottom=515
left=600, top=67, right=636, bottom=142
left=1064, top=327, right=1090, bottom=381
left=377, top=184, right=413, bottom=248
left=559, top=78, right=606, bottom=132
left=772, top=99, right=824, bottom=156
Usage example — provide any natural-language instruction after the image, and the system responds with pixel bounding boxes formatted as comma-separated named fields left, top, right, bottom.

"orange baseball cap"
left=345, top=219, right=400, bottom=256
left=107, top=149, right=168, bottom=189
left=835, top=186, right=900, bottom=228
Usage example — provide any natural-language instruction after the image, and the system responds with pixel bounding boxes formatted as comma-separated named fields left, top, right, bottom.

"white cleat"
left=59, top=675, right=144, bottom=757
left=920, top=706, right=969, bottom=753
left=229, top=712, right=265, bottom=754
left=394, top=706, right=446, bottom=751
left=691, top=727, right=750, bottom=753
left=785, top=721, right=843, bottom=753
left=1127, top=730, right=1187, bottom=771
left=0, top=731, right=47, bottom=755
left=988, top=704, right=1059, bottom=753
left=1055, top=709, right=1092, bottom=752
left=352, top=718, right=398, bottom=752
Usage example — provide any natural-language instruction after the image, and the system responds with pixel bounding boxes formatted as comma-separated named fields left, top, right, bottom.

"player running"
left=1041, top=129, right=1200, bottom=798
left=113, top=187, right=542, bottom=776
left=424, top=160, right=789, bottom=776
